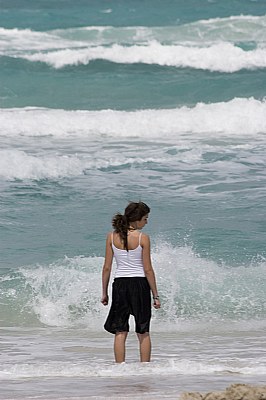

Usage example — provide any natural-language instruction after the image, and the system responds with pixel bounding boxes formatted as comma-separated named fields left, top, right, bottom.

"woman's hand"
left=101, top=295, right=109, bottom=306
left=153, top=298, right=161, bottom=309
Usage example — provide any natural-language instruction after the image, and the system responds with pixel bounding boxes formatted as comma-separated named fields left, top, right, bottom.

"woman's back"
left=112, top=231, right=145, bottom=278
left=112, top=230, right=141, bottom=250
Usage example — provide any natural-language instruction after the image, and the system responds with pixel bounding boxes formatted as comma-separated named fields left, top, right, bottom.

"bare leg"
left=114, top=332, right=128, bottom=363
left=137, top=332, right=151, bottom=362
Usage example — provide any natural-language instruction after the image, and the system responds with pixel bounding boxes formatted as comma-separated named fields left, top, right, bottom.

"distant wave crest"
left=1, top=14, right=266, bottom=50
left=17, top=41, right=266, bottom=72
left=1, top=15, right=266, bottom=72
left=0, top=98, right=265, bottom=138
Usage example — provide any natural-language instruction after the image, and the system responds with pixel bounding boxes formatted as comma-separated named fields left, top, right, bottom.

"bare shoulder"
left=141, top=232, right=150, bottom=239
left=106, top=232, right=113, bottom=242
left=140, top=232, right=150, bottom=246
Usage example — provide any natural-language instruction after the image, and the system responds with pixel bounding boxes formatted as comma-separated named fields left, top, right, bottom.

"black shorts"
left=104, top=277, right=151, bottom=334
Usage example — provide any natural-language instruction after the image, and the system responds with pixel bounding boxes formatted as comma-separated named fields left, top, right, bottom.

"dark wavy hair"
left=112, top=201, right=150, bottom=251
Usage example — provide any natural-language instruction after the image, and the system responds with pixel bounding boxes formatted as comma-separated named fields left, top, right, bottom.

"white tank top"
left=112, top=232, right=145, bottom=278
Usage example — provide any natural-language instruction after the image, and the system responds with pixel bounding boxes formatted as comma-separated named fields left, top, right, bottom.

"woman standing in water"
left=101, top=201, right=161, bottom=363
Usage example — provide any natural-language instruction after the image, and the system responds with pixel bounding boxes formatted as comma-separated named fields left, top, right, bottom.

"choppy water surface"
left=0, top=1, right=266, bottom=398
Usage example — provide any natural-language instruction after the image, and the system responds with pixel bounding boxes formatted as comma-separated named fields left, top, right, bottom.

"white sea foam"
left=0, top=143, right=264, bottom=183
left=1, top=357, right=266, bottom=379
left=50, top=15, right=266, bottom=46
left=0, top=150, right=85, bottom=180
left=2, top=248, right=266, bottom=386
left=0, top=98, right=265, bottom=138
left=1, top=141, right=264, bottom=182
left=19, top=41, right=266, bottom=72
left=0, top=149, right=171, bottom=180
left=152, top=242, right=266, bottom=327
left=18, top=256, right=104, bottom=327
left=0, top=15, right=265, bottom=54
left=0, top=27, right=81, bottom=51
left=12, top=244, right=266, bottom=328
left=1, top=15, right=266, bottom=73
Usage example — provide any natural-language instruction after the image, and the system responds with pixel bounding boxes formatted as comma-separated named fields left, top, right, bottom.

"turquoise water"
left=0, top=1, right=266, bottom=398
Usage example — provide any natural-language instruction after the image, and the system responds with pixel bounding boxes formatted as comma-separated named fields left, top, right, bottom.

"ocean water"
left=0, top=0, right=266, bottom=398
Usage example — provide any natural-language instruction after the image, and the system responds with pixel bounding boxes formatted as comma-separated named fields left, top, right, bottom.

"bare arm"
left=101, top=233, right=113, bottom=306
left=142, top=234, right=161, bottom=309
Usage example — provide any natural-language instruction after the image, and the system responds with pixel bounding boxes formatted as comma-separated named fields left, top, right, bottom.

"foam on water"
left=1, top=243, right=266, bottom=328
left=0, top=98, right=265, bottom=138
left=1, top=15, right=265, bottom=73
left=56, top=15, right=266, bottom=44
left=1, top=357, right=266, bottom=380
left=12, top=41, right=266, bottom=72
left=0, top=27, right=80, bottom=51
left=1, top=3, right=265, bottom=397
left=0, top=150, right=85, bottom=180
left=152, top=243, right=266, bottom=325
left=1, top=15, right=266, bottom=52
left=1, top=139, right=265, bottom=183
left=0, top=149, right=171, bottom=180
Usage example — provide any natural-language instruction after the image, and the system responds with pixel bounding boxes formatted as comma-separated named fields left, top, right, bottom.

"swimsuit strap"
left=139, top=232, right=142, bottom=246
